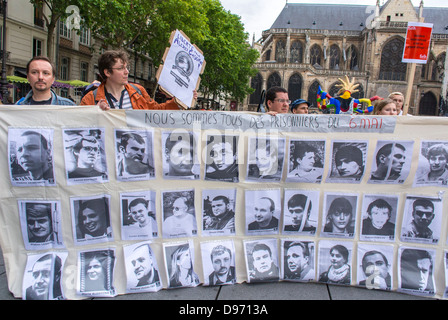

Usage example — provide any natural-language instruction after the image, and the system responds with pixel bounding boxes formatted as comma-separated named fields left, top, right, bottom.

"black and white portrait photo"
left=282, top=189, right=319, bottom=235
left=162, top=130, right=200, bottom=180
left=63, top=128, right=108, bottom=185
left=360, top=194, right=398, bottom=242
left=281, top=240, right=315, bottom=282
left=414, top=141, right=448, bottom=187
left=321, top=193, right=358, bottom=239
left=120, top=191, right=158, bottom=240
left=245, top=189, right=281, bottom=235
left=70, top=195, right=113, bottom=245
left=162, top=189, right=197, bottom=238
left=22, top=252, right=67, bottom=300
left=205, top=134, right=239, bottom=183
left=8, top=128, right=56, bottom=187
left=357, top=244, right=393, bottom=291
left=124, top=241, right=162, bottom=293
left=326, top=141, right=368, bottom=183
left=246, top=136, right=285, bottom=182
left=318, top=240, right=352, bottom=285
left=444, top=251, right=448, bottom=299
left=400, top=196, right=442, bottom=244
left=18, top=200, right=64, bottom=250
left=244, top=239, right=279, bottom=283
left=368, top=140, right=414, bottom=184
left=398, top=247, right=436, bottom=296
left=114, top=129, right=155, bottom=181
left=201, top=240, right=236, bottom=286
left=78, top=249, right=116, bottom=297
left=202, top=189, right=236, bottom=236
left=163, top=241, right=200, bottom=289
left=286, top=140, right=325, bottom=183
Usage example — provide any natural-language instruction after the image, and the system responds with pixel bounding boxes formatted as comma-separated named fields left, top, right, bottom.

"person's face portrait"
left=31, top=259, right=52, bottom=298
left=390, top=94, right=404, bottom=112
left=77, top=139, right=100, bottom=167
left=81, top=207, right=105, bottom=235
left=329, top=210, right=351, bottom=232
left=286, top=246, right=308, bottom=273
left=379, top=103, right=398, bottom=115
left=124, top=138, right=146, bottom=163
left=390, top=147, right=406, bottom=174
left=330, top=248, right=346, bottom=269
left=130, top=246, right=153, bottom=281
left=253, top=198, right=274, bottom=225
left=363, top=253, right=389, bottom=279
left=104, top=58, right=129, bottom=86
left=369, top=206, right=390, bottom=230
left=336, top=157, right=360, bottom=177
left=428, top=153, right=447, bottom=174
left=176, top=249, right=192, bottom=270
left=27, top=60, right=55, bottom=93
left=416, top=257, right=431, bottom=289
left=252, top=249, right=273, bottom=273
left=268, top=92, right=290, bottom=114
left=288, top=205, right=305, bottom=226
left=292, top=103, right=309, bottom=114
left=172, top=198, right=188, bottom=218
left=129, top=203, right=149, bottom=226
left=211, top=199, right=229, bottom=218
left=27, top=212, right=51, bottom=239
left=167, top=140, right=193, bottom=175
left=210, top=142, right=236, bottom=171
left=297, top=152, right=315, bottom=172
left=412, top=205, right=435, bottom=228
left=212, top=251, right=231, bottom=276
left=87, top=258, right=103, bottom=281
left=16, top=134, right=49, bottom=173
left=256, top=148, right=276, bottom=173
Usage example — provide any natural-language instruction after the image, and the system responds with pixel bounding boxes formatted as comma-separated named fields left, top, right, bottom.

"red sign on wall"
left=402, top=22, right=433, bottom=64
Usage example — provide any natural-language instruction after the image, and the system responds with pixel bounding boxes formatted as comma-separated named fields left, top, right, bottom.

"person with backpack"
left=81, top=50, right=194, bottom=110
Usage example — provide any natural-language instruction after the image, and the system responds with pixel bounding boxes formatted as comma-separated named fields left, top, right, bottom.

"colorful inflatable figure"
left=317, top=76, right=382, bottom=114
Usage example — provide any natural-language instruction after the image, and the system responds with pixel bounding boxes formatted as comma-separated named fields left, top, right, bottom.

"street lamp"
left=0, top=0, right=8, bottom=104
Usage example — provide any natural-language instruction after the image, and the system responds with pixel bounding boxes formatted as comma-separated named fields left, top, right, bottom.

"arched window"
left=267, top=72, right=282, bottom=90
left=290, top=41, right=303, bottom=63
left=310, top=44, right=322, bottom=68
left=346, top=45, right=359, bottom=71
left=379, top=38, right=406, bottom=81
left=419, top=91, right=438, bottom=116
left=329, top=44, right=341, bottom=70
left=275, top=40, right=286, bottom=63
left=288, top=73, right=303, bottom=102
left=307, top=80, right=321, bottom=110
left=264, top=49, right=271, bottom=62
left=249, top=73, right=263, bottom=105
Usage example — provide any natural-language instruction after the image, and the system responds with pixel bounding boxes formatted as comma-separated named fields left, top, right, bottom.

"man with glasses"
left=402, top=198, right=436, bottom=240
left=81, top=50, right=195, bottom=110
left=69, top=135, right=105, bottom=178
left=265, top=86, right=291, bottom=115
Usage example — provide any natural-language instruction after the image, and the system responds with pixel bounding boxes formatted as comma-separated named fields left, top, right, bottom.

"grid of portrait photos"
left=7, top=125, right=448, bottom=299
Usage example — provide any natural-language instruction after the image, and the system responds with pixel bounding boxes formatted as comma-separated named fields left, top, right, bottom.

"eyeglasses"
left=274, top=99, right=291, bottom=104
left=82, top=146, right=99, bottom=153
left=110, top=65, right=130, bottom=72
left=414, top=210, right=434, bottom=218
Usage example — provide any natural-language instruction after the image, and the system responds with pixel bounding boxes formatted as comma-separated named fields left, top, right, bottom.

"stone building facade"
left=245, top=0, right=448, bottom=115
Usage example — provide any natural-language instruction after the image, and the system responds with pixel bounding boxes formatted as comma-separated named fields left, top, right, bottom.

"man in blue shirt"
left=16, top=56, right=75, bottom=106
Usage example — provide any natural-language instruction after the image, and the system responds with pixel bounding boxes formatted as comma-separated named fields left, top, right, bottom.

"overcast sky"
left=219, top=0, right=448, bottom=41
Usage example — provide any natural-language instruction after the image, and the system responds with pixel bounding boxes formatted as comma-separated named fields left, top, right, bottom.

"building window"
left=267, top=72, right=282, bottom=90
left=264, top=49, right=271, bottom=62
left=329, top=44, right=341, bottom=70
left=33, top=38, right=43, bottom=57
left=275, top=40, right=286, bottom=63
left=79, top=27, right=90, bottom=46
left=419, top=91, right=438, bottom=116
left=307, top=80, right=321, bottom=110
left=290, top=41, right=303, bottom=63
left=60, top=57, right=70, bottom=80
left=346, top=45, right=359, bottom=71
left=310, top=44, right=322, bottom=68
left=80, top=62, right=89, bottom=82
left=379, top=38, right=406, bottom=81
left=59, top=20, right=72, bottom=39
left=34, top=3, right=44, bottom=28
left=288, top=73, right=303, bottom=102
left=249, top=73, right=263, bottom=105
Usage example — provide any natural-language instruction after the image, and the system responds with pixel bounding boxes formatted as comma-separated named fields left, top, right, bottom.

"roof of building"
left=269, top=3, right=448, bottom=34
